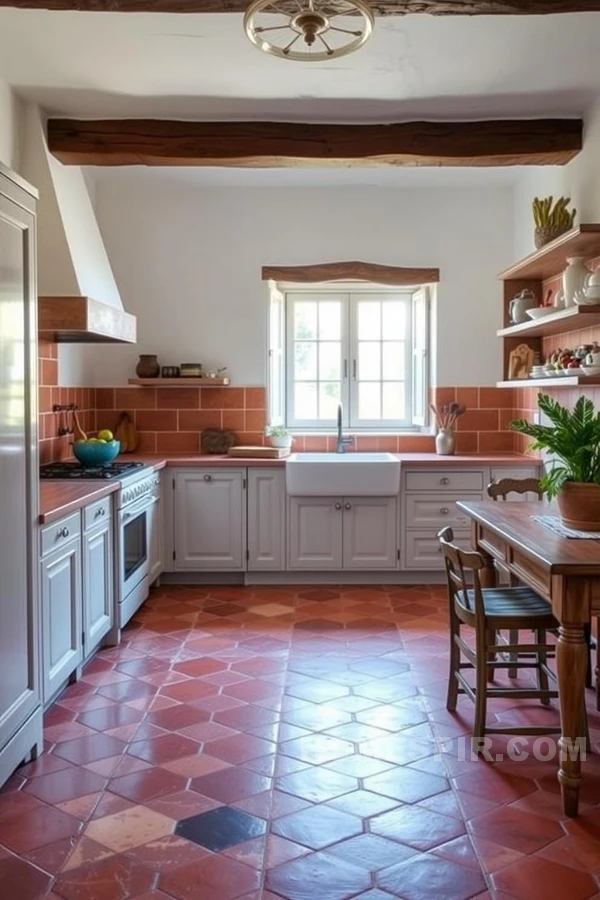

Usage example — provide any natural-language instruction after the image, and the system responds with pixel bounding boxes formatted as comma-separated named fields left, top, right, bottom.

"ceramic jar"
left=562, top=257, right=590, bottom=308
left=435, top=429, right=455, bottom=456
left=508, top=289, right=537, bottom=324
left=135, top=354, right=160, bottom=378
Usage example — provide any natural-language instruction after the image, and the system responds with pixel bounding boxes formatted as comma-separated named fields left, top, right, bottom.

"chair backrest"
left=487, top=477, right=544, bottom=502
left=438, top=526, right=486, bottom=616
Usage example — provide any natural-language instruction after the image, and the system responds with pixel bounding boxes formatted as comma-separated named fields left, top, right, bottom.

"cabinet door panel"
left=83, top=523, right=113, bottom=657
left=343, top=497, right=397, bottom=569
left=288, top=497, right=343, bottom=569
left=403, top=529, right=470, bottom=570
left=248, top=469, right=285, bottom=571
left=42, top=540, right=82, bottom=700
left=174, top=470, right=245, bottom=570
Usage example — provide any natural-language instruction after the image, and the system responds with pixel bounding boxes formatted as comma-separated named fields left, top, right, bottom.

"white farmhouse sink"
left=286, top=452, right=401, bottom=497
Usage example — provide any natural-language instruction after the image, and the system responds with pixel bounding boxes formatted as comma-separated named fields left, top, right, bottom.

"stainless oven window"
left=123, top=509, right=148, bottom=581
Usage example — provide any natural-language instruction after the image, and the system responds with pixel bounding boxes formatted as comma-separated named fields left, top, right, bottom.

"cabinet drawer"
left=84, top=497, right=112, bottom=532
left=403, top=529, right=471, bottom=570
left=41, top=512, right=81, bottom=558
left=405, top=470, right=484, bottom=493
left=405, top=494, right=482, bottom=529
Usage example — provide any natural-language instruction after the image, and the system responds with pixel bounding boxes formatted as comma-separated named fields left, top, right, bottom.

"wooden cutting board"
left=228, top=446, right=291, bottom=459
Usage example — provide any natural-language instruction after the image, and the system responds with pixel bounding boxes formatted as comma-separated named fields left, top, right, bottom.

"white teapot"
left=585, top=343, right=600, bottom=366
left=584, top=270, right=600, bottom=302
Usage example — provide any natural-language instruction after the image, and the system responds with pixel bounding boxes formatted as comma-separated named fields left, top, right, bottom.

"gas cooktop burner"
left=40, top=461, right=147, bottom=481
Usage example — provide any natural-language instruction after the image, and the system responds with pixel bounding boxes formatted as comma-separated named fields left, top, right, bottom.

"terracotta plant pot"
left=557, top=482, right=600, bottom=531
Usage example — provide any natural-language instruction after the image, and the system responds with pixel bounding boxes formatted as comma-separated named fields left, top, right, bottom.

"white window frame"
left=268, top=281, right=430, bottom=432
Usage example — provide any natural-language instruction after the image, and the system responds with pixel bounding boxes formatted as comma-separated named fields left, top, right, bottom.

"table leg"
left=557, top=621, right=588, bottom=817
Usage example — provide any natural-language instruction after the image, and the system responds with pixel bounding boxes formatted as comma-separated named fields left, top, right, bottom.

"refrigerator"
left=0, top=161, right=42, bottom=787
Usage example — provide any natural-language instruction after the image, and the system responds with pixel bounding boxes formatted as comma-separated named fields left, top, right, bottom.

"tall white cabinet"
left=0, top=164, right=43, bottom=787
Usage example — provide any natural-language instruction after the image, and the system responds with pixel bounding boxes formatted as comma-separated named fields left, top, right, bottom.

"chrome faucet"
left=336, top=403, right=353, bottom=453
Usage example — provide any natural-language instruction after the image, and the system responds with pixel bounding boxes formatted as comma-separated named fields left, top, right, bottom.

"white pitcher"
left=562, top=257, right=590, bottom=307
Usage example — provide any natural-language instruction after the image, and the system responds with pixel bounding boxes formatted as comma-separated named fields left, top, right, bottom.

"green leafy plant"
left=511, top=393, right=600, bottom=499
left=265, top=425, right=292, bottom=438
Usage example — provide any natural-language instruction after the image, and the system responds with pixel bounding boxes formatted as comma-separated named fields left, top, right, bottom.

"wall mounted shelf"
left=497, top=305, right=600, bottom=339
left=497, top=375, right=600, bottom=389
left=128, top=378, right=230, bottom=387
left=498, top=224, right=600, bottom=282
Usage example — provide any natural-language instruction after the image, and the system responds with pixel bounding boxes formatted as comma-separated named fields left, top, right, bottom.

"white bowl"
left=544, top=368, right=557, bottom=376
left=584, top=286, right=600, bottom=300
left=582, top=366, right=600, bottom=376
left=526, top=307, right=555, bottom=320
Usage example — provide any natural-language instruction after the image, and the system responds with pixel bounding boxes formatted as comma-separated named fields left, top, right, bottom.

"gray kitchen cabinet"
left=288, top=496, right=343, bottom=569
left=173, top=469, right=246, bottom=570
left=82, top=499, right=113, bottom=657
left=148, top=472, right=164, bottom=584
left=247, top=468, right=286, bottom=570
left=0, top=165, right=42, bottom=788
left=342, top=496, right=397, bottom=569
left=41, top=528, right=83, bottom=701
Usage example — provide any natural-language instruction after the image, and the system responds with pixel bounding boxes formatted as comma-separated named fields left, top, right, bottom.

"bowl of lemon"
left=73, top=430, right=120, bottom=466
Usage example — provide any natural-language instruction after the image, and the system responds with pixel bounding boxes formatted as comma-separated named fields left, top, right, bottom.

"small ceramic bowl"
left=582, top=366, right=600, bottom=377
left=584, top=285, right=600, bottom=300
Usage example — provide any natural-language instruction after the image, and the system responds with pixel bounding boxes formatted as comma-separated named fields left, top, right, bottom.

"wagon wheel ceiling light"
left=244, top=0, right=374, bottom=61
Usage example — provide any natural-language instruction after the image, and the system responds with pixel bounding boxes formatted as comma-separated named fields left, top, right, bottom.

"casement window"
left=269, top=284, right=430, bottom=431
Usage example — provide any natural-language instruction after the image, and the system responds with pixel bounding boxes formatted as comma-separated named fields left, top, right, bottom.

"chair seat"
left=458, top=585, right=558, bottom=629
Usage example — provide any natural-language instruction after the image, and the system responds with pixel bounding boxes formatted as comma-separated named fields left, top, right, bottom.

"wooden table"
left=457, top=499, right=600, bottom=818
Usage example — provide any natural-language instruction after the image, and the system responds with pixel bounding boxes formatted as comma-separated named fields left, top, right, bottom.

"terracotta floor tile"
left=377, top=853, right=487, bottom=900
left=370, top=805, right=466, bottom=851
left=271, top=805, right=363, bottom=850
left=265, top=850, right=371, bottom=900
left=190, top=767, right=271, bottom=804
left=54, top=853, right=155, bottom=899
left=0, top=853, right=53, bottom=899
left=8, top=582, right=600, bottom=900
left=276, top=766, right=357, bottom=804
left=160, top=853, right=261, bottom=900
left=23, top=766, right=106, bottom=805
left=84, top=804, right=175, bottom=851
left=492, top=855, right=598, bottom=900
left=108, top=767, right=188, bottom=803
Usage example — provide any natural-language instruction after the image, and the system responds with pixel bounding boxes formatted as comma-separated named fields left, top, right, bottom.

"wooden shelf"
left=498, top=225, right=600, bottom=282
left=497, top=375, right=600, bottom=389
left=128, top=377, right=230, bottom=387
left=497, top=305, right=600, bottom=338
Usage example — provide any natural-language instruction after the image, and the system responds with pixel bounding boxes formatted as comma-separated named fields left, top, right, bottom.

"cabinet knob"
left=58, top=526, right=70, bottom=538
left=440, top=477, right=450, bottom=486
left=440, top=507, right=450, bottom=515
left=334, top=502, right=342, bottom=511
left=203, top=474, right=212, bottom=482
left=344, top=503, right=352, bottom=510
left=95, top=507, right=106, bottom=518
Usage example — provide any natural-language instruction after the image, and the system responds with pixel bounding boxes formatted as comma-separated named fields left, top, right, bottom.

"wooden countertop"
left=39, top=452, right=539, bottom=525
left=39, top=481, right=119, bottom=525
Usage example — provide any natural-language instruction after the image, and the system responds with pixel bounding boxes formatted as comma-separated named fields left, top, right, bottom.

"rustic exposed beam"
left=1, top=0, right=599, bottom=14
left=262, top=262, right=440, bottom=285
left=47, top=119, right=582, bottom=168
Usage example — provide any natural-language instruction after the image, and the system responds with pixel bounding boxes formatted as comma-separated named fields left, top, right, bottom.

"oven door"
left=119, top=497, right=151, bottom=599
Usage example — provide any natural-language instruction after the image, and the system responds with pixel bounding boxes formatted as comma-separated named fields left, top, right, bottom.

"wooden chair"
left=487, top=478, right=545, bottom=678
left=439, top=526, right=561, bottom=752
left=487, top=478, right=595, bottom=700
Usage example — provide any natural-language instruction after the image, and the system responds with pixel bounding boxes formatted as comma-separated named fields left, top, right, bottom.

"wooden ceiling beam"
left=47, top=118, right=582, bottom=168
left=1, top=1, right=599, bottom=14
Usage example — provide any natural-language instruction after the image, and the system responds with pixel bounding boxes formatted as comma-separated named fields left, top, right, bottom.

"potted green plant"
left=265, top=424, right=293, bottom=450
left=511, top=393, right=600, bottom=531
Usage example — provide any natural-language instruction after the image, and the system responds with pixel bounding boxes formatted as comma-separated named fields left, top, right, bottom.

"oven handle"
left=120, top=495, right=154, bottom=521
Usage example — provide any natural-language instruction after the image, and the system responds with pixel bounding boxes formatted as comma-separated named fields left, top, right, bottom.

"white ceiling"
left=0, top=8, right=598, bottom=121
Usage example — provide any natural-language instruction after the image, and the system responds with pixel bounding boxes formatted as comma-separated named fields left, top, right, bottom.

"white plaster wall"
left=514, top=99, right=600, bottom=260
left=91, top=173, right=514, bottom=387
